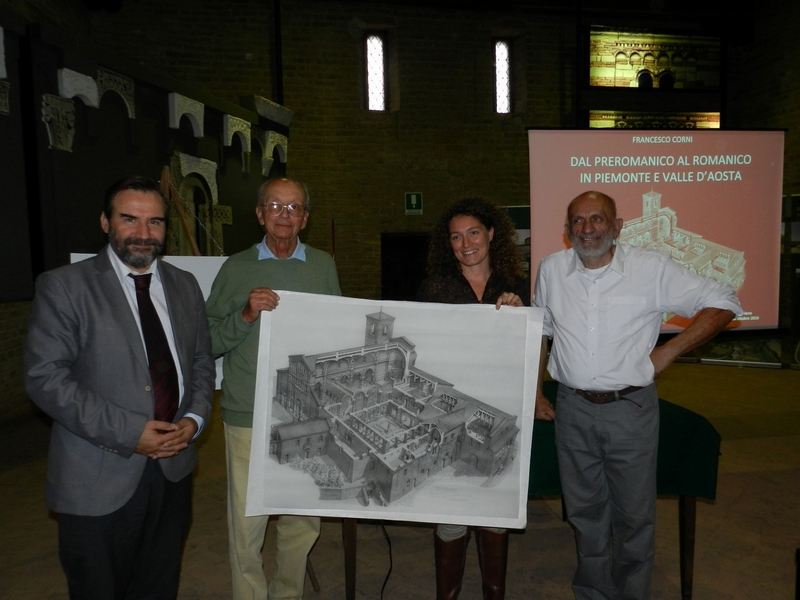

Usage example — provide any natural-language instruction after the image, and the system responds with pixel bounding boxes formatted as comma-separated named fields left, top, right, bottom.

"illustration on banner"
left=268, top=311, right=520, bottom=507
left=620, top=189, right=745, bottom=291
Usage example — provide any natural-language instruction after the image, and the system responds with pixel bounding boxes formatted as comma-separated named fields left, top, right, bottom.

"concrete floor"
left=1, top=362, right=798, bottom=599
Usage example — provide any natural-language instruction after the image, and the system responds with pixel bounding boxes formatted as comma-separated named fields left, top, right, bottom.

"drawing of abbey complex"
left=620, top=190, right=745, bottom=291
left=268, top=311, right=520, bottom=507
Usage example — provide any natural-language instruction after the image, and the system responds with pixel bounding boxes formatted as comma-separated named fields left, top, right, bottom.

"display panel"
left=528, top=129, right=784, bottom=331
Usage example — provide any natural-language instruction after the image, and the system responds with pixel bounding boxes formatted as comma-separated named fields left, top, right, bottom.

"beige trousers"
left=225, top=423, right=321, bottom=600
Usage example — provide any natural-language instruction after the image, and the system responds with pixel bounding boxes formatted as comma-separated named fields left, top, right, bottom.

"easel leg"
left=343, top=518, right=357, bottom=600
left=679, top=496, right=696, bottom=600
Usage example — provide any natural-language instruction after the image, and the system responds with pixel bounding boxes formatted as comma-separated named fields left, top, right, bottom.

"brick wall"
left=726, top=0, right=800, bottom=194
left=280, top=1, right=575, bottom=298
left=1, top=0, right=91, bottom=36
left=86, top=0, right=275, bottom=105
left=725, top=0, right=800, bottom=337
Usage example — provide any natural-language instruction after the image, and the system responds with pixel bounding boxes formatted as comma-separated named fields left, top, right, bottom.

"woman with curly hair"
left=417, top=197, right=529, bottom=600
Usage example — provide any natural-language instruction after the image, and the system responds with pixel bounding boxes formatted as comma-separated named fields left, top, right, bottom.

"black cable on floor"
left=380, top=521, right=393, bottom=600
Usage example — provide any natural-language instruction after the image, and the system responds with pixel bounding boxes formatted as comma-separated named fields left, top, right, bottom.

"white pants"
left=225, top=423, right=321, bottom=600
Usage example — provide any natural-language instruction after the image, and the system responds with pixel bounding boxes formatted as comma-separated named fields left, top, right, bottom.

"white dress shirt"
left=107, top=246, right=204, bottom=432
left=533, top=243, right=743, bottom=390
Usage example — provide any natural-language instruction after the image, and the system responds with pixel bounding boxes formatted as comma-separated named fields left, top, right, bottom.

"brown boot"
left=434, top=526, right=469, bottom=600
left=475, top=528, right=508, bottom=600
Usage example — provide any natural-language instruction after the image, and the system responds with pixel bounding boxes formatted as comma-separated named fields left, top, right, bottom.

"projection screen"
left=528, top=129, right=784, bottom=331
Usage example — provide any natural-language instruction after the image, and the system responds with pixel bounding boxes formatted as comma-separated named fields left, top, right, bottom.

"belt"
left=572, top=385, right=644, bottom=404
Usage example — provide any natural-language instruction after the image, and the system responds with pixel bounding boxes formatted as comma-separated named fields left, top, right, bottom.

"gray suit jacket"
left=24, top=249, right=215, bottom=516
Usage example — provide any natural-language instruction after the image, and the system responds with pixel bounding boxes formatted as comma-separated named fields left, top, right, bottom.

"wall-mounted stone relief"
left=177, top=152, right=218, bottom=205
left=57, top=68, right=99, bottom=108
left=1, top=28, right=8, bottom=115
left=168, top=93, right=204, bottom=137
left=166, top=153, right=227, bottom=256
left=97, top=68, right=135, bottom=118
left=0, top=81, right=9, bottom=116
left=42, top=94, right=75, bottom=151
left=0, top=27, right=6, bottom=80
left=252, top=128, right=288, bottom=176
left=223, top=114, right=252, bottom=172
left=252, top=95, right=293, bottom=126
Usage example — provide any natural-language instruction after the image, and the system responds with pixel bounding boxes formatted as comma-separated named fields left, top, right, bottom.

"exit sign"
left=405, top=192, right=423, bottom=215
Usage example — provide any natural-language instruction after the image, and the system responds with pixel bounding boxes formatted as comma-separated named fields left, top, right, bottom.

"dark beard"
left=109, top=231, right=164, bottom=269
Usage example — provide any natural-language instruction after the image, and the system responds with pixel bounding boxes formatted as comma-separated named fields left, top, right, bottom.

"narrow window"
left=366, top=33, right=386, bottom=111
left=495, top=40, right=511, bottom=114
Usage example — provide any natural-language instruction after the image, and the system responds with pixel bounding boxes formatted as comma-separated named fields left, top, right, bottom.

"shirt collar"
left=607, top=242, right=626, bottom=275
left=257, top=237, right=307, bottom=261
left=567, top=241, right=627, bottom=278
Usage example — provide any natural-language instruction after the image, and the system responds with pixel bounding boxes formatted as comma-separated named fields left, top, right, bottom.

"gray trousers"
left=555, top=383, right=659, bottom=600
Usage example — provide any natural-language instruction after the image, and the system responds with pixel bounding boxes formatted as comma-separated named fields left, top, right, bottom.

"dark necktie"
left=129, top=273, right=179, bottom=423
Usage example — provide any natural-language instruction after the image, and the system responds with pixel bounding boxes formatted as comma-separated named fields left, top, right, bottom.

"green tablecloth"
left=529, top=381, right=721, bottom=500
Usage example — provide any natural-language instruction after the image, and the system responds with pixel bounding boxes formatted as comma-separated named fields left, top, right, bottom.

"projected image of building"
left=620, top=190, right=745, bottom=291
left=589, top=29, right=721, bottom=89
left=269, top=311, right=520, bottom=507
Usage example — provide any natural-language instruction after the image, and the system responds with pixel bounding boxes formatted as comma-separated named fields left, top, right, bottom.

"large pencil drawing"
left=269, top=310, right=519, bottom=507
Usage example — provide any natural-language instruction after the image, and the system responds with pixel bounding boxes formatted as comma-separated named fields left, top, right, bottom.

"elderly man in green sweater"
left=207, top=178, right=341, bottom=600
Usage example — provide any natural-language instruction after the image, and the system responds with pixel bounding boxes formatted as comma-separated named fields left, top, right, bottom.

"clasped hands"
left=135, top=417, right=198, bottom=460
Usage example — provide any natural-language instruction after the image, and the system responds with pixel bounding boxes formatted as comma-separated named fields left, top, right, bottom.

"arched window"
left=365, top=33, right=386, bottom=111
left=638, top=71, right=654, bottom=89
left=495, top=40, right=512, bottom=113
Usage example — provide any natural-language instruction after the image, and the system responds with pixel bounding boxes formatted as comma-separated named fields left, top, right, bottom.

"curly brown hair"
left=426, top=197, right=526, bottom=281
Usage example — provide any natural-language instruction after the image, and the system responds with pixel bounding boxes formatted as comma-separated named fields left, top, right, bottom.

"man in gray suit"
left=24, top=176, right=215, bottom=599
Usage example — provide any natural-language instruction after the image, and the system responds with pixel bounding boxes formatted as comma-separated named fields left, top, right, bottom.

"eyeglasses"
left=259, top=202, right=307, bottom=217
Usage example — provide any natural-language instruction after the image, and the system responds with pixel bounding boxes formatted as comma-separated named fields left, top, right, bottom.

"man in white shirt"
left=533, top=191, right=742, bottom=599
